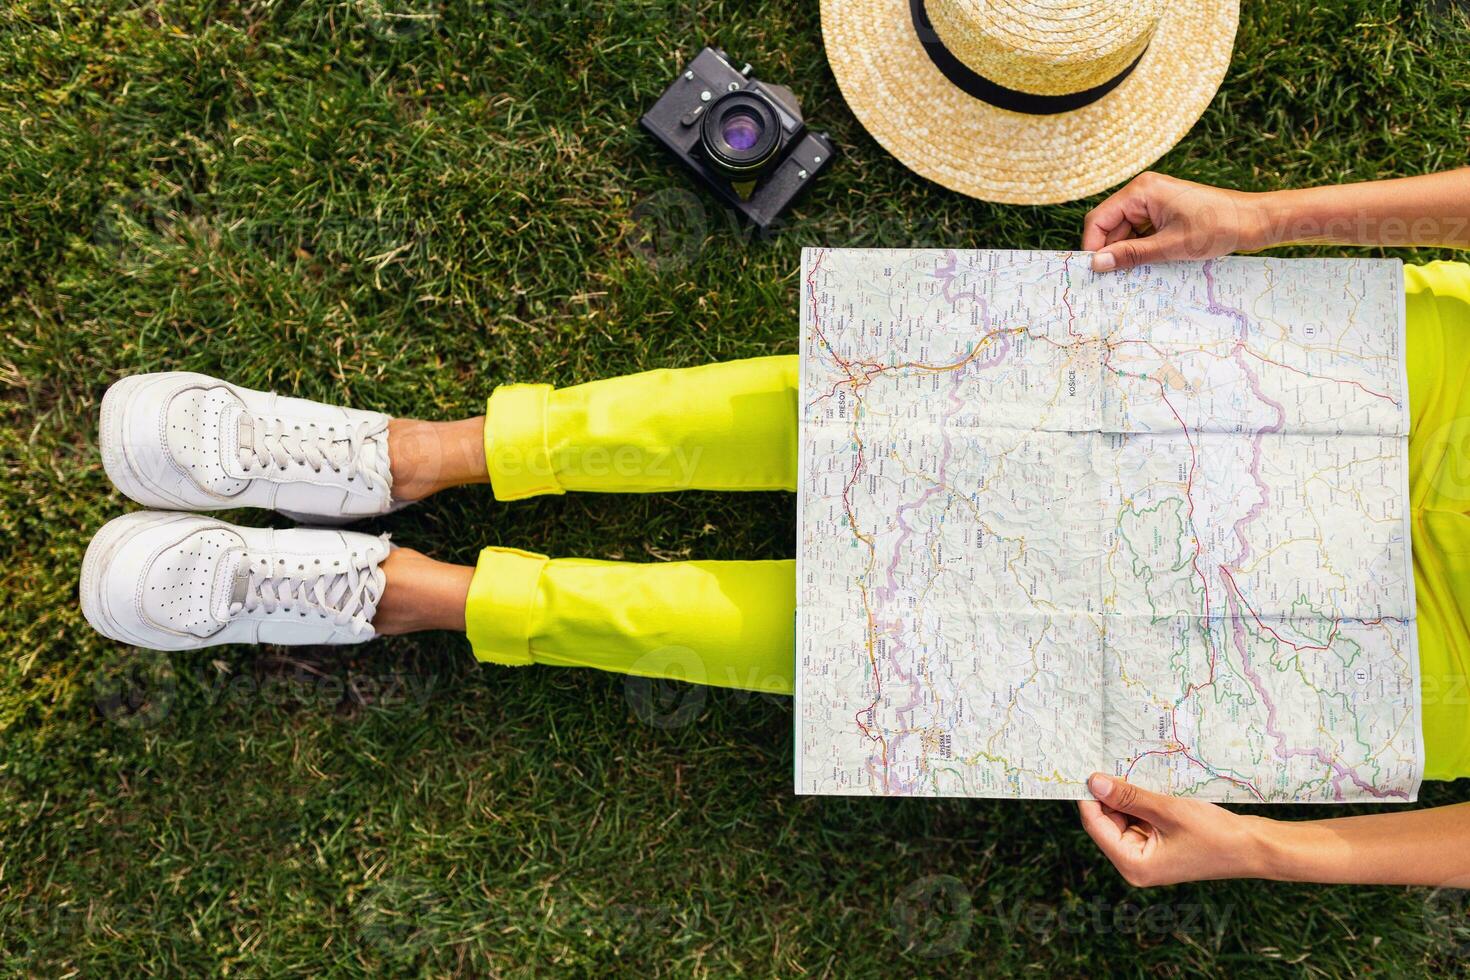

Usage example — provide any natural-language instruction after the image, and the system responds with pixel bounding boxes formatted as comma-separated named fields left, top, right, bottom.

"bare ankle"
left=388, top=417, right=490, bottom=502
left=372, top=548, right=474, bottom=635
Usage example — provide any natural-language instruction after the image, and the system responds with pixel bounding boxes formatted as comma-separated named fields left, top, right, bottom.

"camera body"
left=641, top=47, right=835, bottom=230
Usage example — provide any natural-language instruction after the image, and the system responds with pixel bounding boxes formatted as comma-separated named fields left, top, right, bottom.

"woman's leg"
left=461, top=550, right=794, bottom=693
left=383, top=356, right=801, bottom=692
left=387, top=416, right=493, bottom=502
left=483, top=355, right=799, bottom=498
left=86, top=357, right=800, bottom=693
left=97, top=357, right=792, bottom=518
left=99, top=357, right=797, bottom=507
left=387, top=356, right=799, bottom=501
left=371, top=549, right=475, bottom=635
left=79, top=504, right=795, bottom=687
left=372, top=547, right=794, bottom=694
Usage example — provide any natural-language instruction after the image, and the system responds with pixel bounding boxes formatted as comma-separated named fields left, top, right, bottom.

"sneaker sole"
left=79, top=510, right=200, bottom=649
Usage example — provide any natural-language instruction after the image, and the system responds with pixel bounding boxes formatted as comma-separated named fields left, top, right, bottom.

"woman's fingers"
left=1082, top=174, right=1164, bottom=251
left=1103, top=221, right=1140, bottom=247
left=1081, top=213, right=1120, bottom=252
left=1077, top=799, right=1153, bottom=879
left=1078, top=798, right=1129, bottom=836
left=1081, top=194, right=1136, bottom=250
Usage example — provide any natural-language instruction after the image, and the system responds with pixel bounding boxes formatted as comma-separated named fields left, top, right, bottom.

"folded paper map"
left=795, top=248, right=1421, bottom=802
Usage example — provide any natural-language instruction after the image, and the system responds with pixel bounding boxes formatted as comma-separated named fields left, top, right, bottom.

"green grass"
left=4, top=0, right=1470, bottom=974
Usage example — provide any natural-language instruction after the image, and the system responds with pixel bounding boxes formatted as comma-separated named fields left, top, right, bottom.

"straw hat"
left=821, top=0, right=1240, bottom=204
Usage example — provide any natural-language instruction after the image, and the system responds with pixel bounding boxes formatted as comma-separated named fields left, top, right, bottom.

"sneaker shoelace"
left=238, top=415, right=391, bottom=494
left=230, top=553, right=387, bottom=636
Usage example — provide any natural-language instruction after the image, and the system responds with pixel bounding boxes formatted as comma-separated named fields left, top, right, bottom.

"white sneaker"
left=100, top=372, right=396, bottom=522
left=80, top=511, right=391, bottom=651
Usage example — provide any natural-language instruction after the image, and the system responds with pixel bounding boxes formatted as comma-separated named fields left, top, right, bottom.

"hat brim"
left=821, top=0, right=1240, bottom=204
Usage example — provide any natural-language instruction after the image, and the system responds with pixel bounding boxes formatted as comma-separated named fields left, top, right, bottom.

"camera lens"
left=700, top=91, right=783, bottom=179
left=720, top=111, right=763, bottom=151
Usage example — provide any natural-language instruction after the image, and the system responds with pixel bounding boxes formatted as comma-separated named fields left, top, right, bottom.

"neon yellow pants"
left=466, top=358, right=799, bottom=695
left=464, top=263, right=1470, bottom=778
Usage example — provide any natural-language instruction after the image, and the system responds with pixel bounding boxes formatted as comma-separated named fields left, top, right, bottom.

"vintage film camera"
left=641, top=47, right=836, bottom=229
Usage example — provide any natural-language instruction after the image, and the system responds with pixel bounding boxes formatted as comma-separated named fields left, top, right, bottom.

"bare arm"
left=1082, top=168, right=1470, bottom=271
left=1264, top=169, right=1470, bottom=250
left=1257, top=801, right=1470, bottom=885
left=1080, top=774, right=1470, bottom=887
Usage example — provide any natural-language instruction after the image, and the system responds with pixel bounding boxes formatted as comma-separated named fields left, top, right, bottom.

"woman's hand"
left=1084, top=167, right=1470, bottom=272
left=1082, top=172, right=1275, bottom=272
left=1077, top=773, right=1273, bottom=886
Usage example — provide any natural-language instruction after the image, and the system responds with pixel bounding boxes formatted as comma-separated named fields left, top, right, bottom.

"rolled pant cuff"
left=465, top=547, right=549, bottom=665
left=485, top=383, right=562, bottom=501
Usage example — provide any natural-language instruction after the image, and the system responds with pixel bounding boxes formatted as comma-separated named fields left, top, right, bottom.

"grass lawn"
left=5, top=0, right=1470, bottom=974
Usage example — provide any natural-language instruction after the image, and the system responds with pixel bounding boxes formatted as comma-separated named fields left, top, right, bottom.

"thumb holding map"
left=1090, top=231, right=1190, bottom=272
